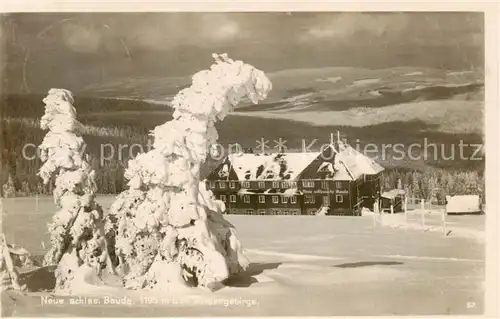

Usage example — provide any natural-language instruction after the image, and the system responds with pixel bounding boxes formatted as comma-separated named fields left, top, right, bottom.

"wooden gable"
left=205, top=157, right=239, bottom=181
left=296, top=146, right=336, bottom=180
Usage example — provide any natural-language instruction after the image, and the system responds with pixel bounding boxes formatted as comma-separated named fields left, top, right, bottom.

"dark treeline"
left=1, top=115, right=485, bottom=200
left=379, top=168, right=484, bottom=203
left=1, top=94, right=485, bottom=199
left=0, top=118, right=221, bottom=196
left=1, top=94, right=166, bottom=119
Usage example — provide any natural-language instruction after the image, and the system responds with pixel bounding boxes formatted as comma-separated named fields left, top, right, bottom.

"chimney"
left=331, top=131, right=347, bottom=152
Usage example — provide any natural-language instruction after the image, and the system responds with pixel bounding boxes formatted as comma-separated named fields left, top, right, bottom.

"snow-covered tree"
left=2, top=174, right=16, bottom=198
left=105, top=54, right=272, bottom=290
left=38, top=89, right=115, bottom=293
left=0, top=234, right=22, bottom=291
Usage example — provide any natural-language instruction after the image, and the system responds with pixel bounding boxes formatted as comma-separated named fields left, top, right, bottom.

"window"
left=321, top=181, right=328, bottom=189
left=244, top=195, right=250, bottom=203
left=258, top=181, right=266, bottom=189
left=305, top=195, right=315, bottom=204
left=209, top=181, right=216, bottom=188
left=219, top=181, right=226, bottom=188
left=229, top=182, right=236, bottom=189
left=336, top=195, right=344, bottom=203
left=290, top=182, right=297, bottom=188
left=242, top=181, right=250, bottom=188
left=272, top=196, right=279, bottom=204
left=283, top=210, right=288, bottom=215
left=272, top=181, right=280, bottom=188
left=303, top=181, right=314, bottom=188
left=290, top=196, right=297, bottom=204
left=259, top=195, right=265, bottom=203
left=272, top=210, right=279, bottom=215
left=281, top=182, right=289, bottom=188
left=336, top=181, right=343, bottom=189
left=220, top=195, right=227, bottom=202
left=259, top=209, right=266, bottom=215
left=246, top=209, right=254, bottom=215
left=230, top=195, right=236, bottom=203
left=281, top=196, right=288, bottom=204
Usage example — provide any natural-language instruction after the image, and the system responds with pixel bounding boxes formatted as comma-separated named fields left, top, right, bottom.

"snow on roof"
left=381, top=189, right=406, bottom=199
left=238, top=188, right=302, bottom=196
left=224, top=142, right=384, bottom=182
left=335, top=143, right=384, bottom=180
left=238, top=189, right=264, bottom=195
left=228, top=151, right=320, bottom=181
left=330, top=160, right=354, bottom=181
left=445, top=195, right=482, bottom=213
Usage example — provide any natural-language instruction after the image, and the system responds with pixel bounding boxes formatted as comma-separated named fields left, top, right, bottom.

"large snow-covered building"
left=205, top=141, right=385, bottom=216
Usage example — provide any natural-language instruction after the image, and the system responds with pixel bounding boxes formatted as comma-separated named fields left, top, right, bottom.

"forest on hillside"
left=1, top=94, right=485, bottom=200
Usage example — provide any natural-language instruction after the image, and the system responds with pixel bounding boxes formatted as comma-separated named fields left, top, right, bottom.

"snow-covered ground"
left=2, top=196, right=485, bottom=316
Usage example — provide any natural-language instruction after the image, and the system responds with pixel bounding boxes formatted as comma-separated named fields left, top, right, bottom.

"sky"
left=0, top=12, right=484, bottom=94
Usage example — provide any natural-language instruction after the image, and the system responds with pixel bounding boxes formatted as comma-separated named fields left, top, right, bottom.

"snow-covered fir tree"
left=38, top=89, right=115, bottom=293
left=105, top=54, right=272, bottom=290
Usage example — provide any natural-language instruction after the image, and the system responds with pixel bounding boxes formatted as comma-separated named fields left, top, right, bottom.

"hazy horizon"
left=1, top=12, right=484, bottom=95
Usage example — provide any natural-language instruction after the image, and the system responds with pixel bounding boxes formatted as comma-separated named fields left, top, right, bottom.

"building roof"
left=334, top=143, right=385, bottom=180
left=445, top=195, right=482, bottom=213
left=216, top=142, right=384, bottom=182
left=381, top=189, right=406, bottom=199
left=228, top=151, right=320, bottom=181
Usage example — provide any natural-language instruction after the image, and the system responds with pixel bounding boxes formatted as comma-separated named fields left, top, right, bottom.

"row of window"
left=209, top=181, right=298, bottom=189
left=209, top=180, right=347, bottom=189
left=219, top=194, right=298, bottom=204
left=218, top=194, right=344, bottom=204
left=302, top=180, right=347, bottom=189
left=242, top=209, right=301, bottom=215
left=304, top=195, right=344, bottom=203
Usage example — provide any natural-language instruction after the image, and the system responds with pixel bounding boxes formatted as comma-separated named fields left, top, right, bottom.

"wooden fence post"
left=442, top=206, right=447, bottom=235
left=404, top=196, right=408, bottom=231
left=379, top=200, right=384, bottom=226
left=390, top=204, right=394, bottom=215
left=420, top=199, right=425, bottom=229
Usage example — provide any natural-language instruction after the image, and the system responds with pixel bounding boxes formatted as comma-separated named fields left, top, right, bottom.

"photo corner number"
left=466, top=301, right=476, bottom=309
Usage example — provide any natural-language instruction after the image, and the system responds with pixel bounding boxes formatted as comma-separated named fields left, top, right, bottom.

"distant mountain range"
left=73, top=66, right=484, bottom=136
left=78, top=66, right=484, bottom=107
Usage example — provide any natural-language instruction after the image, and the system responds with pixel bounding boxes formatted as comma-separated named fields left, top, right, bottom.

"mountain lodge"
left=205, top=139, right=385, bottom=216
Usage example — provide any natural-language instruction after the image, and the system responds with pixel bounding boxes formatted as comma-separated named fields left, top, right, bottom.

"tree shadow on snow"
left=224, top=262, right=282, bottom=288
left=333, top=261, right=403, bottom=268
left=18, top=265, right=57, bottom=292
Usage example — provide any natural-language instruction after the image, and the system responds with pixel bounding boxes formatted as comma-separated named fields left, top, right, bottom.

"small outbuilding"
left=380, top=189, right=406, bottom=213
left=445, top=195, right=483, bottom=214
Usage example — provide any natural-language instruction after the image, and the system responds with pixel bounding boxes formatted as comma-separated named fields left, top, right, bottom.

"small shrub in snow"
left=2, top=174, right=16, bottom=198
